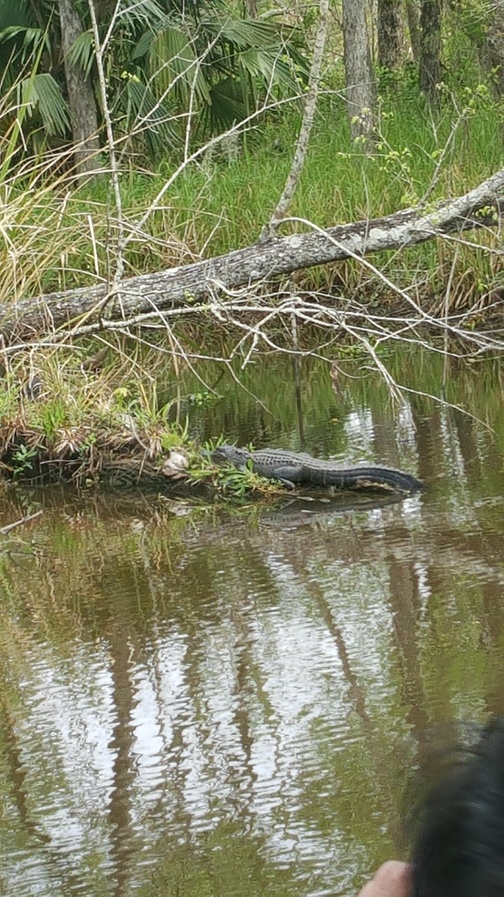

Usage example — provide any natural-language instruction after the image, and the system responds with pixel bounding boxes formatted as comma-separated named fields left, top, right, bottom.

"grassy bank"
left=2, top=85, right=502, bottom=307
left=0, top=80, right=502, bottom=491
left=0, top=354, right=272, bottom=495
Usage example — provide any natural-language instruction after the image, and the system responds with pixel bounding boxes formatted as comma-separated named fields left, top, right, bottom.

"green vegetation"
left=1, top=88, right=500, bottom=301
left=0, top=0, right=502, bottom=490
left=0, top=0, right=308, bottom=169
left=0, top=352, right=289, bottom=495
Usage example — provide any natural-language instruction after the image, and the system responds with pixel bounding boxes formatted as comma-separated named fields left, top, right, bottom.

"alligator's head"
left=211, top=445, right=251, bottom=468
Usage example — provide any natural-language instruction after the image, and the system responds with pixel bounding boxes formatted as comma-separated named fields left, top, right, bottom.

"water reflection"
left=0, top=357, right=503, bottom=897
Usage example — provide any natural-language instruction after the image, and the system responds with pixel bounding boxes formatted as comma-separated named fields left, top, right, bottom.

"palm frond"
left=19, top=72, right=70, bottom=136
left=203, top=79, right=247, bottom=132
left=0, top=1, right=36, bottom=30
left=120, top=76, right=179, bottom=155
left=131, top=28, right=154, bottom=62
left=0, top=24, right=44, bottom=50
left=118, top=0, right=168, bottom=32
left=203, top=18, right=303, bottom=53
left=65, top=30, right=95, bottom=77
left=149, top=26, right=211, bottom=107
left=238, top=48, right=304, bottom=95
left=198, top=17, right=308, bottom=95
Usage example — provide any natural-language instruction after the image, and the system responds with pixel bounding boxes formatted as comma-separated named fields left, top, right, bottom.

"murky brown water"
left=0, top=355, right=503, bottom=897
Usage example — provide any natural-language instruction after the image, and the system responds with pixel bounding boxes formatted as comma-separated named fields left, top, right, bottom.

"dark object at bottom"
left=409, top=717, right=504, bottom=897
left=211, top=445, right=423, bottom=493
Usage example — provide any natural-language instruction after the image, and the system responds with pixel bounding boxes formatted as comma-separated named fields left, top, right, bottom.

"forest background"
left=0, top=0, right=502, bottom=485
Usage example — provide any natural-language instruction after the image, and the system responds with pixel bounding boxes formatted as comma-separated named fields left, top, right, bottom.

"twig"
left=262, top=0, right=329, bottom=239
left=0, top=509, right=43, bottom=535
left=121, top=92, right=306, bottom=252
left=87, top=0, right=125, bottom=284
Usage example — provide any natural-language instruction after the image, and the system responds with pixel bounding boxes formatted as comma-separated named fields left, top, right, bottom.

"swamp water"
left=0, top=354, right=503, bottom=897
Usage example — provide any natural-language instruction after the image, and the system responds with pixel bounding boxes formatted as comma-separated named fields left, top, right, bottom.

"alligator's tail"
left=332, top=467, right=424, bottom=494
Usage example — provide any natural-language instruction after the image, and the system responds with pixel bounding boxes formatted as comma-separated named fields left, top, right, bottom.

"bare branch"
left=0, top=510, right=43, bottom=536
left=263, top=0, right=329, bottom=237
left=88, top=0, right=125, bottom=283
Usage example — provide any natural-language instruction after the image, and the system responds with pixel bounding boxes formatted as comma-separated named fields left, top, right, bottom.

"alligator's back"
left=252, top=449, right=423, bottom=493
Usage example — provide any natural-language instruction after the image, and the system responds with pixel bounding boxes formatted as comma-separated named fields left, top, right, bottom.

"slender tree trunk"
left=377, top=0, right=402, bottom=70
left=243, top=0, right=258, bottom=16
left=406, top=0, right=422, bottom=62
left=265, top=0, right=329, bottom=236
left=342, top=0, right=376, bottom=145
left=419, top=0, right=442, bottom=105
left=479, top=0, right=504, bottom=97
left=57, top=0, right=101, bottom=174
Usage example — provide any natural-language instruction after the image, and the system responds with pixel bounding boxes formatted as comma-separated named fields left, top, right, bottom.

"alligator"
left=211, top=445, right=424, bottom=494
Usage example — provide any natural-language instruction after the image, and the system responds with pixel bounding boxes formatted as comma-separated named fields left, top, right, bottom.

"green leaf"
left=0, top=24, right=44, bottom=50
left=203, top=78, right=247, bottom=131
left=149, top=26, right=211, bottom=108
left=120, top=76, right=179, bottom=154
left=65, top=30, right=95, bottom=77
left=120, top=0, right=167, bottom=31
left=19, top=72, right=70, bottom=136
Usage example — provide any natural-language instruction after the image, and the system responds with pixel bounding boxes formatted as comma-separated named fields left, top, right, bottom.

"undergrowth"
left=0, top=80, right=501, bottom=307
left=0, top=351, right=285, bottom=496
left=0, top=67, right=502, bottom=493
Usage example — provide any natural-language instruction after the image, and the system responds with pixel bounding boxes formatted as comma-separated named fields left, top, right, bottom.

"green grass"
left=1, top=77, right=500, bottom=310
left=0, top=68, right=501, bottom=459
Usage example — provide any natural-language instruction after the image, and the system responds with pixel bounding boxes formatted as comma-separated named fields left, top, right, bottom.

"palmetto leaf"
left=0, top=24, right=48, bottom=55
left=118, top=0, right=167, bottom=31
left=149, top=26, right=211, bottom=107
left=120, top=76, right=179, bottom=155
left=203, top=78, right=247, bottom=131
left=19, top=72, right=70, bottom=136
left=198, top=18, right=307, bottom=103
left=0, top=0, right=309, bottom=157
left=131, top=28, right=154, bottom=62
left=0, top=24, right=37, bottom=44
left=65, top=30, right=95, bottom=77
left=238, top=48, right=302, bottom=93
left=203, top=18, right=303, bottom=53
left=0, top=1, right=36, bottom=30
left=144, top=15, right=306, bottom=133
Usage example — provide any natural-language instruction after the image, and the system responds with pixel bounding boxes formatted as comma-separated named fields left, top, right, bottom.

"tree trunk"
left=378, top=0, right=402, bottom=70
left=265, top=0, right=329, bottom=235
left=342, top=0, right=376, bottom=145
left=57, top=0, right=101, bottom=174
left=1, top=168, right=502, bottom=344
left=406, top=0, right=422, bottom=62
left=479, top=0, right=504, bottom=97
left=243, top=0, right=258, bottom=17
left=419, top=0, right=442, bottom=105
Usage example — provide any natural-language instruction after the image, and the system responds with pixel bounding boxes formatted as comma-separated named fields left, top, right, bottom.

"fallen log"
left=1, top=168, right=503, bottom=344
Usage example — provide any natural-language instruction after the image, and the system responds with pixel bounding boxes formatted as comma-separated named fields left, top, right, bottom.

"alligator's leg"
left=262, top=464, right=304, bottom=489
